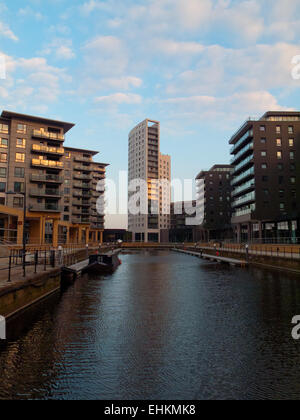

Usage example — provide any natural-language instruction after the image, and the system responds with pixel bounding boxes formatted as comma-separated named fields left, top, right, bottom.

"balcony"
left=232, top=180, right=255, bottom=198
left=230, top=129, right=253, bottom=155
left=91, top=223, right=104, bottom=230
left=72, top=208, right=91, bottom=216
left=29, top=204, right=62, bottom=213
left=93, top=167, right=106, bottom=173
left=31, top=158, right=64, bottom=170
left=232, top=191, right=256, bottom=208
left=232, top=204, right=256, bottom=220
left=72, top=217, right=91, bottom=224
left=30, top=174, right=63, bottom=184
left=29, top=188, right=63, bottom=198
left=32, top=129, right=64, bottom=141
left=74, top=156, right=92, bottom=163
left=73, top=190, right=92, bottom=198
left=73, top=200, right=91, bottom=207
left=233, top=155, right=254, bottom=175
left=231, top=143, right=253, bottom=165
left=74, top=165, right=93, bottom=172
left=231, top=167, right=254, bottom=187
left=73, top=173, right=92, bottom=181
left=32, top=144, right=64, bottom=155
left=73, top=182, right=91, bottom=189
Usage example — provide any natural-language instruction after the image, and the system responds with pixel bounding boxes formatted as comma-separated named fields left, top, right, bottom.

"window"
left=17, top=124, right=26, bottom=134
left=14, top=167, right=25, bottom=178
left=289, top=139, right=294, bottom=147
left=261, top=151, right=267, bottom=157
left=280, top=203, right=285, bottom=210
left=279, top=190, right=284, bottom=198
left=16, top=153, right=25, bottom=162
left=260, top=125, right=266, bottom=132
left=0, top=153, right=7, bottom=162
left=16, top=138, right=26, bottom=148
left=288, top=126, right=294, bottom=134
left=65, top=152, right=71, bottom=159
left=14, top=182, right=24, bottom=193
left=278, top=163, right=284, bottom=170
left=290, top=152, right=295, bottom=160
left=261, top=138, right=266, bottom=144
left=291, top=177, right=296, bottom=184
left=290, top=163, right=296, bottom=171
left=277, top=151, right=282, bottom=159
left=13, top=197, right=23, bottom=208
left=276, top=139, right=282, bottom=147
left=0, top=168, right=6, bottom=178
left=0, top=138, right=8, bottom=148
left=262, top=176, right=268, bottom=182
left=64, top=188, right=70, bottom=195
left=0, top=182, right=5, bottom=193
left=261, top=163, right=267, bottom=169
left=0, top=124, right=8, bottom=133
left=276, top=126, right=281, bottom=134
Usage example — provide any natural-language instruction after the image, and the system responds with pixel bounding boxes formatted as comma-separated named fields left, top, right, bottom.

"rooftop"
left=1, top=110, right=75, bottom=133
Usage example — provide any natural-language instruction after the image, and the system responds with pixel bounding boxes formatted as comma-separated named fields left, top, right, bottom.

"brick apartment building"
left=230, top=111, right=300, bottom=243
left=0, top=110, right=108, bottom=246
left=195, top=165, right=234, bottom=241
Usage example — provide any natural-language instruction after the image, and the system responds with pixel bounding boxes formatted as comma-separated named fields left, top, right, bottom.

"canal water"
left=0, top=250, right=300, bottom=400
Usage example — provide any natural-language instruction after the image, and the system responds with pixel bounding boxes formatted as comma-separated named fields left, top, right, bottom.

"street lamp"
left=6, top=184, right=27, bottom=277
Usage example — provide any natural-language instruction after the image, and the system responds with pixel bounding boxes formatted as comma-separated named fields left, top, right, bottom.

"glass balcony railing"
left=232, top=179, right=255, bottom=197
left=233, top=154, right=254, bottom=174
left=30, top=174, right=63, bottom=183
left=29, top=189, right=62, bottom=197
left=31, top=159, right=64, bottom=169
left=32, top=129, right=64, bottom=141
left=32, top=144, right=64, bottom=155
left=230, top=129, right=253, bottom=154
left=232, top=191, right=256, bottom=208
left=231, top=167, right=254, bottom=186
left=30, top=204, right=62, bottom=212
left=231, top=142, right=253, bottom=164
left=232, top=204, right=256, bottom=218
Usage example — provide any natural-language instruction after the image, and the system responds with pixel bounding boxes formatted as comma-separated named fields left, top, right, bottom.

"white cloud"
left=79, top=0, right=108, bottom=16
left=160, top=91, right=293, bottom=122
left=41, top=39, right=75, bottom=60
left=0, top=21, right=18, bottom=41
left=82, top=35, right=128, bottom=76
left=94, top=93, right=142, bottom=105
left=18, top=6, right=44, bottom=21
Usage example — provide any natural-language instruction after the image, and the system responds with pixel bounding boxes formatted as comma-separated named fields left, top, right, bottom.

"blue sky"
left=0, top=0, right=300, bottom=227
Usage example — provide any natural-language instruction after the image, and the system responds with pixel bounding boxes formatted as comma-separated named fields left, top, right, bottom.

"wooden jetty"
left=173, top=249, right=248, bottom=267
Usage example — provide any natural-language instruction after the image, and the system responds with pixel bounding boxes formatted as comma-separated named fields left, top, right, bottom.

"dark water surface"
left=1, top=251, right=300, bottom=400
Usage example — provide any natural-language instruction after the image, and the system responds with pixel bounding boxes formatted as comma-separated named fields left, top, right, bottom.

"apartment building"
left=0, top=110, right=108, bottom=246
left=128, top=119, right=171, bottom=242
left=169, top=201, right=197, bottom=242
left=230, top=111, right=300, bottom=243
left=195, top=165, right=234, bottom=241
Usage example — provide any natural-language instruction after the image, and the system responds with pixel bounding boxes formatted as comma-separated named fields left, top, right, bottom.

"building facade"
left=230, top=111, right=300, bottom=243
left=0, top=110, right=108, bottom=246
left=169, top=201, right=197, bottom=242
left=195, top=165, right=234, bottom=242
left=128, top=119, right=171, bottom=242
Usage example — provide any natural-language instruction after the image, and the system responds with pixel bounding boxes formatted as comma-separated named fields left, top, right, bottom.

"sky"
left=0, top=0, right=300, bottom=228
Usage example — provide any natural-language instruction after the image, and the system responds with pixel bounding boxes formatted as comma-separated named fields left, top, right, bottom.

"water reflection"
left=0, top=251, right=300, bottom=400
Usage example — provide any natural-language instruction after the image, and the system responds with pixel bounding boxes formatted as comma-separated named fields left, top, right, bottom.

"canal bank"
left=174, top=245, right=300, bottom=274
left=0, top=246, right=115, bottom=319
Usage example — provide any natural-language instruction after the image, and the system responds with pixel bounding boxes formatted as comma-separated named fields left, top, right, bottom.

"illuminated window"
left=277, top=151, right=282, bottom=160
left=0, top=138, right=8, bottom=148
left=0, top=153, right=7, bottom=162
left=16, top=153, right=25, bottom=162
left=17, top=124, right=26, bottom=134
left=16, top=138, right=26, bottom=148
left=0, top=124, right=8, bottom=133
left=289, top=139, right=294, bottom=147
left=276, top=139, right=282, bottom=147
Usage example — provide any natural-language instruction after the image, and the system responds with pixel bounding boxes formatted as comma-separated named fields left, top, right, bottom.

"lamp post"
left=6, top=184, right=27, bottom=277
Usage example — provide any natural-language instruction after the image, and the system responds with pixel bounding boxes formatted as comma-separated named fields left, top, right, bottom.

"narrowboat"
left=83, top=249, right=122, bottom=275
